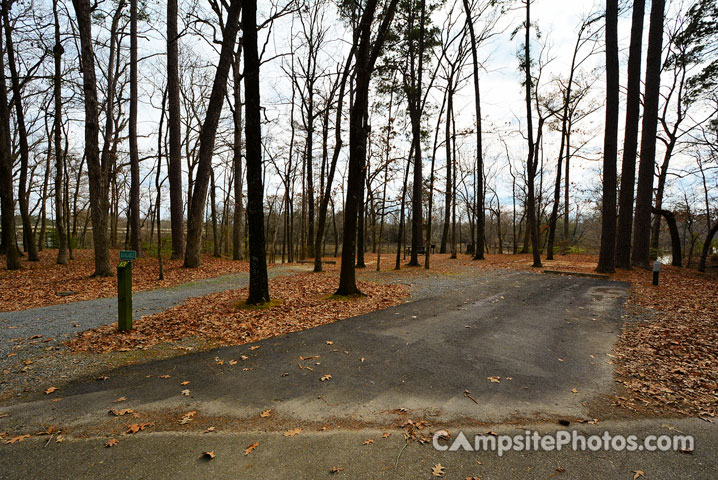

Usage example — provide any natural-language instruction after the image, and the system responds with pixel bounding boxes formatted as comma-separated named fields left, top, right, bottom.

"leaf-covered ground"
left=0, top=249, right=250, bottom=311
left=6, top=249, right=717, bottom=418
left=67, top=272, right=408, bottom=353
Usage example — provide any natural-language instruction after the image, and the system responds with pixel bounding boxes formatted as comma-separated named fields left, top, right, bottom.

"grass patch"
left=234, top=298, right=283, bottom=310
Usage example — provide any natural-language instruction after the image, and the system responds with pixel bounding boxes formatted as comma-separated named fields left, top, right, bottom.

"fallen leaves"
left=320, top=374, right=332, bottom=382
left=487, top=376, right=500, bottom=383
left=109, top=408, right=134, bottom=417
left=284, top=428, right=302, bottom=437
left=329, top=466, right=345, bottom=474
left=113, top=397, right=127, bottom=403
left=5, top=434, right=30, bottom=444
left=67, top=273, right=408, bottom=354
left=125, top=422, right=152, bottom=434
left=105, top=439, right=118, bottom=448
left=0, top=249, right=251, bottom=312
left=180, top=381, right=190, bottom=386
left=362, top=439, right=374, bottom=445
left=179, top=411, right=196, bottom=425
left=432, top=463, right=446, bottom=477
left=181, top=389, right=191, bottom=396
left=633, top=470, right=645, bottom=479
left=44, top=386, right=58, bottom=395
left=260, top=409, right=272, bottom=418
left=244, top=442, right=259, bottom=456
left=202, top=451, right=216, bottom=460
left=611, top=264, right=718, bottom=418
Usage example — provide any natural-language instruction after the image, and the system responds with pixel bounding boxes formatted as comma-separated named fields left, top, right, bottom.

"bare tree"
left=615, top=0, right=645, bottom=269
left=243, top=0, right=270, bottom=303
left=0, top=15, right=18, bottom=269
left=183, top=0, right=242, bottom=268
left=596, top=0, right=618, bottom=273
left=336, top=0, right=400, bottom=295
left=632, top=0, right=665, bottom=268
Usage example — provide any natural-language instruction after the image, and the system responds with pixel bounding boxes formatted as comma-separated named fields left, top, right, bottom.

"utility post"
left=118, top=250, right=137, bottom=330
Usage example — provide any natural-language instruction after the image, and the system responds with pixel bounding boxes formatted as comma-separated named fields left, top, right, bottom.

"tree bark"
left=129, top=0, right=141, bottom=256
left=0, top=18, right=18, bottom=269
left=336, top=0, right=400, bottom=294
left=167, top=0, right=184, bottom=259
left=631, top=0, right=664, bottom=268
left=242, top=0, right=270, bottom=303
left=313, top=51, right=352, bottom=272
left=463, top=0, right=485, bottom=260
left=596, top=0, right=618, bottom=273
left=2, top=0, right=38, bottom=261
left=232, top=47, right=244, bottom=260
left=523, top=0, right=542, bottom=267
left=615, top=0, right=645, bottom=269
left=407, top=0, right=425, bottom=267
left=183, top=0, right=241, bottom=267
left=53, top=0, right=67, bottom=264
left=72, top=0, right=113, bottom=277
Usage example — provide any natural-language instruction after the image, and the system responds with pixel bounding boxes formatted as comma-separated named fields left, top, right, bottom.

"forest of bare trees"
left=1, top=0, right=717, bottom=301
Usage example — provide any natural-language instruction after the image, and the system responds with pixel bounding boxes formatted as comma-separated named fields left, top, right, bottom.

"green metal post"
left=117, top=261, right=133, bottom=330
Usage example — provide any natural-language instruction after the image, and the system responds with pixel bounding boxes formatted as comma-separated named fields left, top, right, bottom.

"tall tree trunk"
left=597, top=0, right=618, bottom=273
left=242, top=0, right=270, bottom=303
left=463, top=0, right=485, bottom=260
left=336, top=0, right=399, bottom=294
left=232, top=47, right=244, bottom=260
left=615, top=0, right=645, bottom=269
left=72, top=0, right=113, bottom=277
left=210, top=169, right=220, bottom=257
left=441, top=85, right=452, bottom=255
left=425, top=81, right=446, bottom=269
left=183, top=0, right=241, bottom=267
left=167, top=0, right=184, bottom=259
left=396, top=146, right=413, bottom=270
left=547, top=21, right=586, bottom=260
left=2, top=0, right=37, bottom=261
left=408, top=0, right=425, bottom=267
left=356, top=170, right=366, bottom=268
left=156, top=89, right=167, bottom=280
left=631, top=0, right=665, bottom=268
left=313, top=52, right=351, bottom=272
left=0, top=18, right=18, bottom=269
left=523, top=0, right=542, bottom=267
left=129, top=0, right=141, bottom=256
left=53, top=0, right=67, bottom=264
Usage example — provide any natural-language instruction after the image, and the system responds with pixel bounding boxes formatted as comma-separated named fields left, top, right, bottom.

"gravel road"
left=0, top=266, right=314, bottom=357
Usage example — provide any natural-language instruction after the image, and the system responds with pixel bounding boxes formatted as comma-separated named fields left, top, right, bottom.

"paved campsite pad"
left=2, top=268, right=715, bottom=478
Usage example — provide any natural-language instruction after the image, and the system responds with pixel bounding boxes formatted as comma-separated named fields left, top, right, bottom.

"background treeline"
left=0, top=0, right=716, bottom=300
